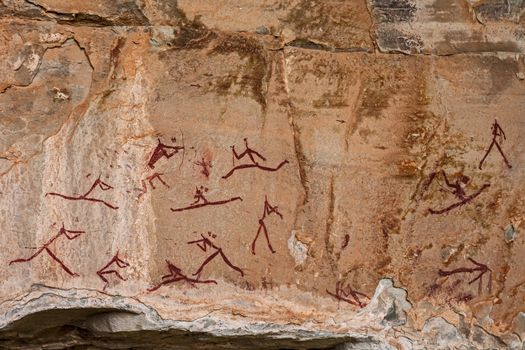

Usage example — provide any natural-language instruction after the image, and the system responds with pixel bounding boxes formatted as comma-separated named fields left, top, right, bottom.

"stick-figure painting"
left=438, top=257, right=492, bottom=295
left=170, top=186, right=242, bottom=212
left=134, top=172, right=169, bottom=199
left=479, top=119, right=512, bottom=169
left=222, top=138, right=289, bottom=179
left=422, top=170, right=490, bottom=215
left=251, top=196, right=283, bottom=255
left=327, top=281, right=369, bottom=308
left=96, top=252, right=130, bottom=291
left=9, top=224, right=85, bottom=276
left=188, top=232, right=244, bottom=278
left=148, top=137, right=185, bottom=169
left=46, top=176, right=119, bottom=210
left=147, top=260, right=217, bottom=292
left=194, top=157, right=212, bottom=179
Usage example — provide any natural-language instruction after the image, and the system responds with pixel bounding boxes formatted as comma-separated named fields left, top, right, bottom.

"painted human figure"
left=135, top=172, right=169, bottom=199
left=438, top=257, right=491, bottom=294
left=251, top=196, right=283, bottom=255
left=423, top=170, right=490, bottom=215
left=192, top=186, right=209, bottom=205
left=46, top=176, right=119, bottom=210
left=147, top=260, right=217, bottom=292
left=171, top=186, right=242, bottom=212
left=222, top=138, right=288, bottom=179
left=327, top=281, right=369, bottom=308
left=9, top=224, right=84, bottom=276
left=97, top=252, right=130, bottom=291
left=479, top=119, right=512, bottom=169
left=195, top=158, right=212, bottom=178
left=232, top=138, right=267, bottom=165
left=148, top=138, right=184, bottom=169
left=188, top=232, right=244, bottom=278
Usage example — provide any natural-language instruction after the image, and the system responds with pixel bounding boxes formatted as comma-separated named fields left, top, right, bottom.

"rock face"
left=0, top=1, right=524, bottom=349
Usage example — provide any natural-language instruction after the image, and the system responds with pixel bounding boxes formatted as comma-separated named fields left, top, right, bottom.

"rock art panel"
left=0, top=1, right=525, bottom=349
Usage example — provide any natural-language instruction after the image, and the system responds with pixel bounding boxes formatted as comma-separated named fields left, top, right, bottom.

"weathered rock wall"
left=0, top=1, right=524, bottom=349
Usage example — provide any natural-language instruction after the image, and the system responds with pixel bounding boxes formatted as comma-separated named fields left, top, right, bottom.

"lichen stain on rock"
left=170, top=19, right=216, bottom=50
left=208, top=34, right=269, bottom=112
left=285, top=0, right=373, bottom=49
left=473, top=0, right=525, bottom=22
left=370, top=0, right=418, bottom=23
left=376, top=28, right=424, bottom=54
left=431, top=0, right=474, bottom=23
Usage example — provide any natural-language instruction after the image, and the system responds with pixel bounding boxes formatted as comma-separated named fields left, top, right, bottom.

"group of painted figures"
left=8, top=119, right=510, bottom=307
left=9, top=136, right=289, bottom=292
left=320, top=119, right=510, bottom=307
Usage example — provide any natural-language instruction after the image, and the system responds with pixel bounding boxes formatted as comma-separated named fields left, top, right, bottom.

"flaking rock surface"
left=0, top=1, right=525, bottom=349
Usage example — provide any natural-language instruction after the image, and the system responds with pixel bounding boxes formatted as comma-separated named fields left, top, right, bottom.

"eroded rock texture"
left=0, top=1, right=524, bottom=349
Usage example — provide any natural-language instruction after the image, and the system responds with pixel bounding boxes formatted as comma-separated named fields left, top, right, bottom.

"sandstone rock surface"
left=0, top=0, right=524, bottom=349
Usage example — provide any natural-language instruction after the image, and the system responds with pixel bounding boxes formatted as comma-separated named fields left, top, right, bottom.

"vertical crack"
left=324, top=175, right=338, bottom=274
left=69, top=37, right=94, bottom=71
left=364, top=0, right=378, bottom=53
left=280, top=50, right=309, bottom=207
